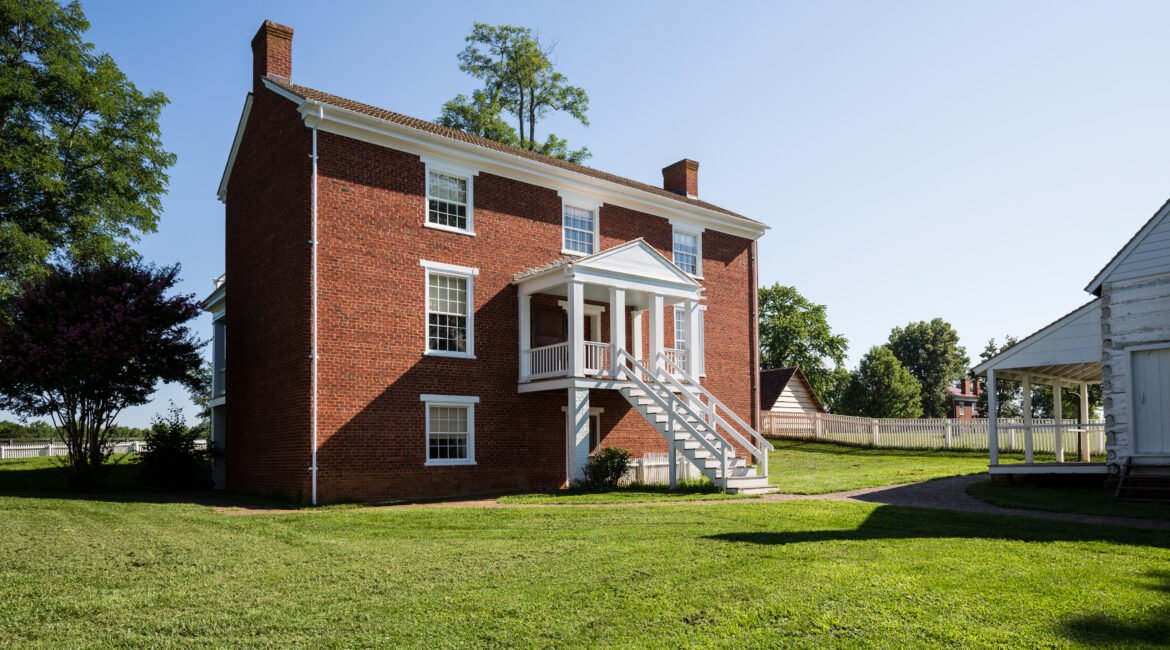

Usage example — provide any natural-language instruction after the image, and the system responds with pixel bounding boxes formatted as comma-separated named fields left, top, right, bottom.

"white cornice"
left=217, top=93, right=254, bottom=203
left=252, top=80, right=767, bottom=240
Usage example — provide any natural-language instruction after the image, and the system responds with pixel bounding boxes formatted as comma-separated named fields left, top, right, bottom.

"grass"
left=968, top=480, right=1170, bottom=522
left=498, top=482, right=756, bottom=504
left=767, top=440, right=994, bottom=494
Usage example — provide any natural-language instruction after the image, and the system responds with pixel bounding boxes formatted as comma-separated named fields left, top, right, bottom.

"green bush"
left=136, top=405, right=210, bottom=491
left=584, top=447, right=632, bottom=489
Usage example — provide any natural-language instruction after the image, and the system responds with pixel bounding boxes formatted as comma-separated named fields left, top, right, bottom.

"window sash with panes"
left=672, top=229, right=699, bottom=275
left=563, top=205, right=596, bottom=255
left=674, top=307, right=687, bottom=352
left=427, top=404, right=470, bottom=463
left=427, top=273, right=468, bottom=353
left=428, top=171, right=469, bottom=231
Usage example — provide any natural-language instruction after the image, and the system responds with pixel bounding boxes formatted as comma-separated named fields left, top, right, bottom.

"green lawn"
left=499, top=482, right=756, bottom=504
left=767, top=440, right=993, bottom=494
left=968, top=480, right=1170, bottom=522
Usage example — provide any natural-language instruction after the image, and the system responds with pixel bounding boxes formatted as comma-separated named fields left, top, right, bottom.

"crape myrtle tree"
left=438, top=23, right=591, bottom=163
left=0, top=0, right=175, bottom=295
left=0, top=261, right=203, bottom=490
left=838, top=345, right=923, bottom=419
left=758, top=284, right=850, bottom=410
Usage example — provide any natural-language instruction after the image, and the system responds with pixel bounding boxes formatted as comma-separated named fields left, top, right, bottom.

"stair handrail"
left=654, top=358, right=764, bottom=463
left=658, top=353, right=774, bottom=477
left=616, top=351, right=733, bottom=488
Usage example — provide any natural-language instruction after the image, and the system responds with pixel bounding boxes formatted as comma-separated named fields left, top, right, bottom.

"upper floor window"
left=427, top=170, right=471, bottom=232
left=420, top=260, right=478, bottom=358
left=563, top=204, right=597, bottom=255
left=674, top=306, right=687, bottom=352
left=672, top=227, right=701, bottom=276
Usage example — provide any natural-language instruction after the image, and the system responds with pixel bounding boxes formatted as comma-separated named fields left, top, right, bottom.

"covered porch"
left=514, top=239, right=704, bottom=388
left=973, top=301, right=1107, bottom=476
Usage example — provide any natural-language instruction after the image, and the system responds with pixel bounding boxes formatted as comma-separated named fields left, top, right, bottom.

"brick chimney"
left=662, top=159, right=699, bottom=198
left=251, top=20, right=294, bottom=87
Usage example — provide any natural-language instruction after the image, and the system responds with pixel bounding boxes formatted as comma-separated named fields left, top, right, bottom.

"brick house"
left=947, top=379, right=980, bottom=420
left=204, top=21, right=772, bottom=503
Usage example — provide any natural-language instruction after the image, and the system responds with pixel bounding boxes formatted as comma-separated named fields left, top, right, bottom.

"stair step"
left=725, top=476, right=770, bottom=489
left=726, top=485, right=779, bottom=495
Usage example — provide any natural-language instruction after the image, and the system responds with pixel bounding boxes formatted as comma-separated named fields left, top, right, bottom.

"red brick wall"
left=223, top=85, right=312, bottom=500
left=231, top=102, right=757, bottom=502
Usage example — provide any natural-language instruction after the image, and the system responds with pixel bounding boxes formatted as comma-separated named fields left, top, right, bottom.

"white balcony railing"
left=584, top=341, right=611, bottom=375
left=524, top=342, right=569, bottom=380
left=663, top=348, right=687, bottom=372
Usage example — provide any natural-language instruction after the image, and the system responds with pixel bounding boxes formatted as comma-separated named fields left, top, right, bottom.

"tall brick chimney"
left=662, top=159, right=699, bottom=198
left=251, top=20, right=294, bottom=87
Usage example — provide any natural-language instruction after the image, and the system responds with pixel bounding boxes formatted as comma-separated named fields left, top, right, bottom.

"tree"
left=887, top=318, right=970, bottom=418
left=758, top=284, right=849, bottom=408
left=973, top=337, right=1022, bottom=418
left=437, top=23, right=591, bottom=163
left=0, top=261, right=203, bottom=490
left=186, top=359, right=213, bottom=438
left=0, top=0, right=175, bottom=295
left=838, top=346, right=923, bottom=418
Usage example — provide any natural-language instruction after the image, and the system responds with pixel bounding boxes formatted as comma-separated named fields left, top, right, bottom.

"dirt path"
left=214, top=474, right=1170, bottom=530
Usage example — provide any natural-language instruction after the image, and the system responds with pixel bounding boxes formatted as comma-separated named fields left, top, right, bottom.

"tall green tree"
left=438, top=23, right=590, bottom=163
left=887, top=318, right=970, bottom=418
left=0, top=0, right=176, bottom=293
left=757, top=284, right=849, bottom=408
left=838, top=346, right=923, bottom=418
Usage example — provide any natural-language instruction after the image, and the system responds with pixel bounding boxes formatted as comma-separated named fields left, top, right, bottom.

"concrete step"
left=726, top=485, right=779, bottom=495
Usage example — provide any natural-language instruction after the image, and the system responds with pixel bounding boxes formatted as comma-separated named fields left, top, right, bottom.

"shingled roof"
left=263, top=76, right=761, bottom=225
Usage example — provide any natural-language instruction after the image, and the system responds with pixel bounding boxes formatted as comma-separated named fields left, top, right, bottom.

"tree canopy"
left=886, top=318, right=969, bottom=418
left=758, top=284, right=849, bottom=408
left=438, top=23, right=591, bottom=163
left=838, top=345, right=923, bottom=418
left=0, top=261, right=202, bottom=489
left=0, top=0, right=175, bottom=294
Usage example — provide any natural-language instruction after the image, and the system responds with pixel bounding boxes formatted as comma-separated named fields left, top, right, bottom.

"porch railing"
left=584, top=341, right=611, bottom=375
left=524, top=342, right=569, bottom=380
left=663, top=348, right=687, bottom=372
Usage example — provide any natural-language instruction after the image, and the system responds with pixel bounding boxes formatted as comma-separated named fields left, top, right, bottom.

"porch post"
left=1053, top=382, right=1064, bottom=463
left=566, top=387, right=591, bottom=484
left=609, top=287, right=626, bottom=377
left=632, top=310, right=643, bottom=363
left=648, top=293, right=665, bottom=373
left=518, top=292, right=531, bottom=380
left=567, top=280, right=585, bottom=377
left=1079, top=382, right=1091, bottom=462
left=987, top=369, right=999, bottom=466
left=684, top=298, right=700, bottom=376
left=1022, top=372, right=1033, bottom=463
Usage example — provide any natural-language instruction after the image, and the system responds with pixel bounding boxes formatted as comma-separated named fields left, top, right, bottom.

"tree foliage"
left=0, top=261, right=203, bottom=489
left=973, top=337, right=1022, bottom=418
left=758, top=284, right=849, bottom=408
left=838, top=346, right=923, bottom=418
left=136, top=404, right=210, bottom=491
left=437, top=23, right=591, bottom=163
left=0, top=0, right=175, bottom=293
left=886, top=318, right=969, bottom=418
left=972, top=336, right=1102, bottom=419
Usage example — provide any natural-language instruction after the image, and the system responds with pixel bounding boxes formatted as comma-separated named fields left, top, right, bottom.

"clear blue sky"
left=41, top=0, right=1170, bottom=426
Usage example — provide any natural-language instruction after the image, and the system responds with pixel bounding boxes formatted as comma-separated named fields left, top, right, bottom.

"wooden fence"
left=760, top=412, right=1106, bottom=454
left=0, top=439, right=208, bottom=460
left=622, top=451, right=704, bottom=485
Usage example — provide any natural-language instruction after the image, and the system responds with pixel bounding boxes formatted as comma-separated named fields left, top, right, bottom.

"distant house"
left=760, top=368, right=826, bottom=415
left=947, top=379, right=980, bottom=420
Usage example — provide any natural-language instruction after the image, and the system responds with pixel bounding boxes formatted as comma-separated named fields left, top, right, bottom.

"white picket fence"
left=760, top=412, right=1106, bottom=455
left=622, top=451, right=704, bottom=485
left=0, top=439, right=208, bottom=460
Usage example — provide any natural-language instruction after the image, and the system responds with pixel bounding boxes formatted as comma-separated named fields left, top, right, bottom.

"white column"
left=518, top=293, right=531, bottom=380
left=648, top=293, right=665, bottom=373
left=988, top=370, right=999, bottom=466
left=1053, top=382, right=1064, bottom=463
left=684, top=298, right=700, bottom=377
left=567, top=280, right=585, bottom=377
left=1022, top=373, right=1033, bottom=464
left=566, top=387, right=591, bottom=484
left=1079, top=382, right=1091, bottom=462
left=632, top=310, right=643, bottom=362
left=609, top=287, right=626, bottom=377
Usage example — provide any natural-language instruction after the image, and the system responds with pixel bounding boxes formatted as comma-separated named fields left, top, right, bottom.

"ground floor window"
left=421, top=394, right=478, bottom=465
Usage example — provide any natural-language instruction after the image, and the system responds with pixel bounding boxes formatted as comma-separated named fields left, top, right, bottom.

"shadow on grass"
left=1056, top=571, right=1170, bottom=646
left=704, top=504, right=1170, bottom=550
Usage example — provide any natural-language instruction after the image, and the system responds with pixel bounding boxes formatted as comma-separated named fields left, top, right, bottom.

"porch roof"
left=513, top=239, right=702, bottom=302
left=972, top=300, right=1102, bottom=383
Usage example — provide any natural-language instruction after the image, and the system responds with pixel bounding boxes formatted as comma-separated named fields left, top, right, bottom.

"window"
left=674, top=306, right=687, bottom=352
left=421, top=395, right=477, bottom=465
left=421, top=260, right=478, bottom=358
left=696, top=308, right=706, bottom=376
left=958, top=403, right=965, bottom=416
left=672, top=227, right=701, bottom=276
left=562, top=205, right=597, bottom=255
left=424, top=160, right=475, bottom=234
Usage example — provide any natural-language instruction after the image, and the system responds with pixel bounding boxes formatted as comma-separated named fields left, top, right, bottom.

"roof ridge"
left=263, top=76, right=763, bottom=226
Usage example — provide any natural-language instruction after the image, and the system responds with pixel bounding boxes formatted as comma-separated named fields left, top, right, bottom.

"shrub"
left=136, top=405, right=210, bottom=491
left=584, top=447, right=632, bottom=489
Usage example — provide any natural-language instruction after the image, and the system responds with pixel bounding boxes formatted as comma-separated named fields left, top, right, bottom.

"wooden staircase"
left=615, top=351, right=777, bottom=495
left=1115, top=457, right=1170, bottom=502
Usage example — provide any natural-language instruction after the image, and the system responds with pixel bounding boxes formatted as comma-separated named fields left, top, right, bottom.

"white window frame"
left=671, top=225, right=703, bottom=278
left=673, top=306, right=687, bottom=352
left=421, top=394, right=478, bottom=466
left=559, top=193, right=601, bottom=257
left=422, top=158, right=477, bottom=236
left=696, top=305, right=706, bottom=377
left=420, top=259, right=479, bottom=359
